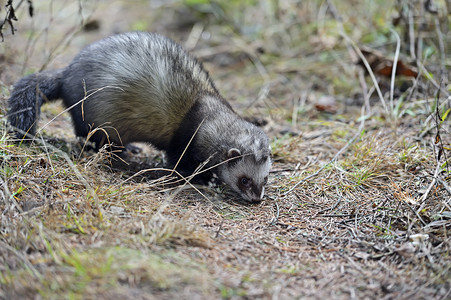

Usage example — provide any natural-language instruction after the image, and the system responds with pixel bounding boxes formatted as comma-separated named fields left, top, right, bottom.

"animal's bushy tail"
left=7, top=69, right=64, bottom=138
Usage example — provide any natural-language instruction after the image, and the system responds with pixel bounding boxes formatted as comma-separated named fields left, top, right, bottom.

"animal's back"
left=60, top=32, right=220, bottom=149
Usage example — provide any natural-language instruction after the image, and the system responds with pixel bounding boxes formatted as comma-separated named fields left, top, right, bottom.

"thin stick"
left=269, top=201, right=280, bottom=225
left=357, top=68, right=371, bottom=113
left=214, top=220, right=224, bottom=238
left=408, top=5, right=416, bottom=59
left=389, top=28, right=401, bottom=115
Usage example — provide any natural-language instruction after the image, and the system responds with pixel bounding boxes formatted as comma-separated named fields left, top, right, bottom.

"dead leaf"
left=355, top=46, right=418, bottom=78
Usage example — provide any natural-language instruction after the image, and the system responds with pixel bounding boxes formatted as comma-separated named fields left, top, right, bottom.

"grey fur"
left=7, top=32, right=271, bottom=202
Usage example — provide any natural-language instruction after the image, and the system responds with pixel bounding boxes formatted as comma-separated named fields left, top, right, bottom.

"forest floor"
left=1, top=1, right=450, bottom=299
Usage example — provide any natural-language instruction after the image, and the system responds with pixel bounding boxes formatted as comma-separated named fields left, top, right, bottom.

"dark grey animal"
left=7, top=32, right=271, bottom=202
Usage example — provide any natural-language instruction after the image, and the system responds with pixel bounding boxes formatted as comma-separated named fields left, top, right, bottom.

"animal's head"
left=218, top=131, right=271, bottom=203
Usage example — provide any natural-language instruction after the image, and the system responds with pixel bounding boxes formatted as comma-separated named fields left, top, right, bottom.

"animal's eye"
left=240, top=177, right=251, bottom=186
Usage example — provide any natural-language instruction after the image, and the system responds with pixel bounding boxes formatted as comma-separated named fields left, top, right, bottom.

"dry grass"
left=1, top=0, right=451, bottom=299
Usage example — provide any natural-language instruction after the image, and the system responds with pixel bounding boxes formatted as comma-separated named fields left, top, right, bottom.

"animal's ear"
left=227, top=148, right=241, bottom=159
left=226, top=148, right=242, bottom=166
